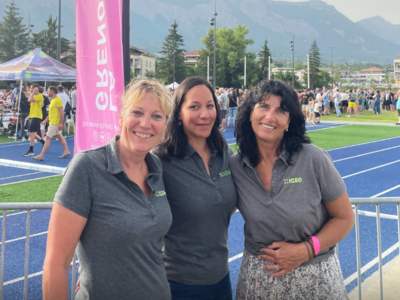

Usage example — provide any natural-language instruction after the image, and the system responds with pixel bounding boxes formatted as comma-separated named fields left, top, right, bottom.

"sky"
left=275, top=0, right=400, bottom=25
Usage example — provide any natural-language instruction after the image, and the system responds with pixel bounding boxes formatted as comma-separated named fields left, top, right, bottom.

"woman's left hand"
left=258, top=241, right=309, bottom=278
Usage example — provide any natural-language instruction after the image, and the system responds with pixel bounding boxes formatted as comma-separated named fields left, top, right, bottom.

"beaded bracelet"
left=302, top=241, right=312, bottom=260
left=305, top=237, right=316, bottom=258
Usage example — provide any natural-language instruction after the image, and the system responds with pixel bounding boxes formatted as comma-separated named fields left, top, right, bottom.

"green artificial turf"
left=0, top=175, right=62, bottom=204
left=307, top=125, right=400, bottom=149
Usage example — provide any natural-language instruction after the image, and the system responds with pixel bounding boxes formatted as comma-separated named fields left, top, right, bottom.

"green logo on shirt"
left=156, top=191, right=166, bottom=197
left=284, top=178, right=303, bottom=184
left=219, top=170, right=231, bottom=177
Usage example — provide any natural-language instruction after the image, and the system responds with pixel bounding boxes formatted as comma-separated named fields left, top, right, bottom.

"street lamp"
left=57, top=0, right=61, bottom=61
left=209, top=0, right=217, bottom=88
left=26, top=24, right=34, bottom=52
left=290, top=35, right=294, bottom=87
left=330, top=47, right=335, bottom=89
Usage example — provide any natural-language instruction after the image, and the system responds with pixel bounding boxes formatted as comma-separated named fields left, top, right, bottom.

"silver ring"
left=274, top=264, right=279, bottom=271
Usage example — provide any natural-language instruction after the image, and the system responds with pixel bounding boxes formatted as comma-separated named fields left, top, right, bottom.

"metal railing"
left=0, top=203, right=77, bottom=300
left=0, top=198, right=399, bottom=299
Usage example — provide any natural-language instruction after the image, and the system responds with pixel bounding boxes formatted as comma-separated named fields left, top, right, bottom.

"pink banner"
left=75, top=0, right=124, bottom=153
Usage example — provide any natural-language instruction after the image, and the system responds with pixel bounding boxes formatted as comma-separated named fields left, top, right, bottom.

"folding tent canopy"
left=0, top=48, right=76, bottom=140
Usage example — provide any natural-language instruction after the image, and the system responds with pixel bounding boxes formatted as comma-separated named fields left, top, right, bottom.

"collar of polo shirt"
left=242, top=148, right=291, bottom=168
left=106, top=135, right=161, bottom=176
left=183, top=143, right=218, bottom=160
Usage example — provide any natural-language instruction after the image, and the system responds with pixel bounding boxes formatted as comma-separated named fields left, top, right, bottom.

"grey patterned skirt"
left=236, top=249, right=348, bottom=300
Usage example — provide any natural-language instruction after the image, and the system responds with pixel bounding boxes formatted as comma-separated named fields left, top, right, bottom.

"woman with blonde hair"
left=43, top=80, right=175, bottom=300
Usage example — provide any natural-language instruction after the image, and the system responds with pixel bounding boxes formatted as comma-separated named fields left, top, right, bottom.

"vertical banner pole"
left=122, top=0, right=130, bottom=87
left=268, top=56, right=271, bottom=80
left=307, top=54, right=310, bottom=89
left=244, top=56, right=246, bottom=88
left=207, top=56, right=209, bottom=83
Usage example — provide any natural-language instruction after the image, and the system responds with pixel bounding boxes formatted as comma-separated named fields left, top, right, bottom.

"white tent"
left=166, top=82, right=179, bottom=89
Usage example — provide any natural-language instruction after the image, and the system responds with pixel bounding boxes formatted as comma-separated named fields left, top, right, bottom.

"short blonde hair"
left=120, top=79, right=174, bottom=120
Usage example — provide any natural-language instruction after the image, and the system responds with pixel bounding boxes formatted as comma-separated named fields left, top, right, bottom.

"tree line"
left=155, top=20, right=328, bottom=89
left=0, top=0, right=74, bottom=67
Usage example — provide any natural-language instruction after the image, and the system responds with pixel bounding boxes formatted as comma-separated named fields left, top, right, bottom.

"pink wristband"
left=311, top=236, right=320, bottom=255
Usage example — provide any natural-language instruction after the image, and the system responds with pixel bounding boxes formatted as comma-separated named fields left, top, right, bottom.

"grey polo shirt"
left=55, top=136, right=172, bottom=300
left=158, top=144, right=237, bottom=285
left=229, top=144, right=346, bottom=267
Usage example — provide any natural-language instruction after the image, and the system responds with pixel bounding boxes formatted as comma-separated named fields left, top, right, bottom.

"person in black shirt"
left=15, top=87, right=30, bottom=140
left=301, top=90, right=309, bottom=118
left=39, top=87, right=50, bottom=139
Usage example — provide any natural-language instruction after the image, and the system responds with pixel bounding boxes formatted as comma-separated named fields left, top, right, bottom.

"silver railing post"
left=23, top=210, right=31, bottom=300
left=71, top=250, right=77, bottom=300
left=0, top=211, right=7, bottom=300
left=376, top=204, right=383, bottom=300
left=354, top=205, right=362, bottom=300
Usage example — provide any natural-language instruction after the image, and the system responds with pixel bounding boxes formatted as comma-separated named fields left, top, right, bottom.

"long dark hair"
left=155, top=77, right=226, bottom=160
left=235, top=80, right=311, bottom=166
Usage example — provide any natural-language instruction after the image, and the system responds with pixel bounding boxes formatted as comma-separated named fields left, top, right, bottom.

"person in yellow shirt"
left=23, top=84, right=45, bottom=156
left=32, top=86, right=70, bottom=161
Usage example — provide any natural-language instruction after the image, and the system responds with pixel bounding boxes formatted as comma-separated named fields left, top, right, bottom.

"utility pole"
left=173, top=32, right=176, bottom=92
left=268, top=56, right=271, bottom=80
left=57, top=0, right=61, bottom=61
left=210, top=0, right=217, bottom=88
left=290, top=34, right=294, bottom=87
left=330, top=47, right=335, bottom=89
left=244, top=56, right=247, bottom=89
left=207, top=56, right=209, bottom=82
left=307, top=54, right=310, bottom=89
left=26, top=14, right=34, bottom=53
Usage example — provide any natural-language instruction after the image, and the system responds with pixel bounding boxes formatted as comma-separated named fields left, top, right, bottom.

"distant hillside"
left=1, top=0, right=399, bottom=63
left=356, top=16, right=400, bottom=46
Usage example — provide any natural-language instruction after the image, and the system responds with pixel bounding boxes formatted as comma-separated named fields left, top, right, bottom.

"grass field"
left=2, top=124, right=400, bottom=204
left=320, top=109, right=399, bottom=124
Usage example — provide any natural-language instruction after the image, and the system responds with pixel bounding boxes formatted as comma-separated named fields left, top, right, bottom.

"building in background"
left=358, top=67, right=386, bottom=83
left=183, top=50, right=201, bottom=67
left=395, top=55, right=400, bottom=84
left=130, top=46, right=156, bottom=79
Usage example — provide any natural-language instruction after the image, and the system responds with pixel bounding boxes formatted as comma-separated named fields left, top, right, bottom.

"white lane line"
left=344, top=243, right=399, bottom=286
left=0, top=174, right=61, bottom=186
left=333, top=145, right=400, bottom=163
left=342, top=159, right=400, bottom=179
left=327, top=136, right=400, bottom=152
left=0, top=136, right=74, bottom=148
left=228, top=252, right=243, bottom=263
left=371, top=185, right=400, bottom=198
left=307, top=124, right=349, bottom=132
left=0, top=210, right=38, bottom=219
left=0, top=172, right=43, bottom=181
left=0, top=231, right=48, bottom=245
left=4, top=259, right=80, bottom=286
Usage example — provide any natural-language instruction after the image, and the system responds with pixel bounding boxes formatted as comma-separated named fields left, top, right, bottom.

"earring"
left=179, top=121, right=182, bottom=125
left=285, top=128, right=289, bottom=132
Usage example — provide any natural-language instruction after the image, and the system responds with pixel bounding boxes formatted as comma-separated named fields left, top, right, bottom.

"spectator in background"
left=368, top=90, right=375, bottom=111
left=300, top=90, right=309, bottom=118
left=396, top=90, right=400, bottom=125
left=341, top=90, right=348, bottom=113
left=228, top=90, right=239, bottom=128
left=373, top=90, right=382, bottom=115
left=322, top=88, right=330, bottom=115
left=57, top=85, right=71, bottom=137
left=15, top=87, right=30, bottom=140
left=32, top=86, right=70, bottom=161
left=218, top=88, right=228, bottom=132
left=334, top=88, right=341, bottom=117
left=12, top=84, right=20, bottom=109
left=22, top=84, right=45, bottom=157
left=40, top=87, right=50, bottom=139
left=71, top=85, right=77, bottom=123
left=347, top=89, right=358, bottom=118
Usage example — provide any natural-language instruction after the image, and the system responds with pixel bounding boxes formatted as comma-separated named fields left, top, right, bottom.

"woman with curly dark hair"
left=230, top=80, right=354, bottom=299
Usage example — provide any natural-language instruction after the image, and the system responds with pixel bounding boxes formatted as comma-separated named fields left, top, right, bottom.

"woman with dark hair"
left=155, top=77, right=237, bottom=300
left=230, top=80, right=354, bottom=299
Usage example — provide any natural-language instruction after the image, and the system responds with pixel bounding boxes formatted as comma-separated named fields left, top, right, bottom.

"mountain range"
left=1, top=0, right=400, bottom=64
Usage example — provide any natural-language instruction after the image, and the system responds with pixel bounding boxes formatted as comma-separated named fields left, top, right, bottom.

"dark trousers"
left=169, top=272, right=232, bottom=300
